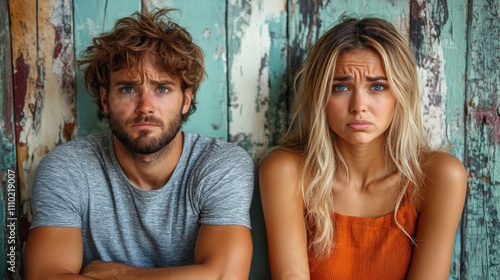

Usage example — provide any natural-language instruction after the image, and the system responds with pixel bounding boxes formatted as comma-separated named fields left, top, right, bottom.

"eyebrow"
left=333, top=75, right=388, bottom=82
left=114, top=80, right=178, bottom=86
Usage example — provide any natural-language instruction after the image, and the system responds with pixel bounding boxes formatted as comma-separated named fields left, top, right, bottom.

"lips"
left=132, top=122, right=158, bottom=126
left=347, top=120, right=372, bottom=130
left=131, top=120, right=162, bottom=130
left=130, top=115, right=163, bottom=127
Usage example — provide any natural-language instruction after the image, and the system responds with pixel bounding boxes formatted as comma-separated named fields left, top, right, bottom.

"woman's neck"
left=336, top=137, right=396, bottom=190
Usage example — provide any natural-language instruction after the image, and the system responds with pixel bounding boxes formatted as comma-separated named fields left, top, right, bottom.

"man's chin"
left=128, top=140, right=164, bottom=155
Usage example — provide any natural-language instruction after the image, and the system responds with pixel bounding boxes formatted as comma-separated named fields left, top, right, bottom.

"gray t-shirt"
left=30, top=132, right=254, bottom=267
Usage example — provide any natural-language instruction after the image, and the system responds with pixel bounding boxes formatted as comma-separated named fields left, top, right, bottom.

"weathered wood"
left=463, top=0, right=500, bottom=278
left=1, top=1, right=20, bottom=278
left=9, top=0, right=76, bottom=257
left=73, top=0, right=141, bottom=136
left=145, top=0, right=228, bottom=140
left=227, top=0, right=288, bottom=157
left=409, top=0, right=468, bottom=278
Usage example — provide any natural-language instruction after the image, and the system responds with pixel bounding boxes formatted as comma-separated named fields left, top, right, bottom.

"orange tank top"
left=308, top=189, right=417, bottom=280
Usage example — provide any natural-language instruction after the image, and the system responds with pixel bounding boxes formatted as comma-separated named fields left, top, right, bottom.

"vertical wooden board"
left=144, top=0, right=228, bottom=140
left=288, top=0, right=410, bottom=82
left=73, top=0, right=141, bottom=136
left=1, top=1, right=18, bottom=278
left=8, top=2, right=37, bottom=276
left=409, top=0, right=468, bottom=278
left=266, top=8, right=289, bottom=148
left=9, top=0, right=76, bottom=277
left=227, top=0, right=288, bottom=157
left=9, top=1, right=37, bottom=221
left=463, top=0, right=500, bottom=279
left=411, top=0, right=466, bottom=150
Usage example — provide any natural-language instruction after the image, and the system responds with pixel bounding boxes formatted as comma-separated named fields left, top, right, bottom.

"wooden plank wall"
left=1, top=0, right=19, bottom=279
left=1, top=0, right=499, bottom=279
left=463, top=0, right=500, bottom=278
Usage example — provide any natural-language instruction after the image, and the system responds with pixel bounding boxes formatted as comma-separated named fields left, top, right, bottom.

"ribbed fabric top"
left=308, top=190, right=417, bottom=280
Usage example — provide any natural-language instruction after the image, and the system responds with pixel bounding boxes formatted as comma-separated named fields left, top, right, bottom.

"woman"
left=259, top=17, right=467, bottom=280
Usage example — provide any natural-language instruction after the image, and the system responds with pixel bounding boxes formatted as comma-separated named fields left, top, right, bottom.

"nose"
left=350, top=90, right=367, bottom=114
left=136, top=92, right=155, bottom=115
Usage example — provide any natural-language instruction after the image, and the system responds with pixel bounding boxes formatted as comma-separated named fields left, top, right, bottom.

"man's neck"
left=112, top=132, right=184, bottom=190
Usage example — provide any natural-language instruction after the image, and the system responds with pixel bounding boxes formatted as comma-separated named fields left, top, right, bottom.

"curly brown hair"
left=79, top=8, right=206, bottom=123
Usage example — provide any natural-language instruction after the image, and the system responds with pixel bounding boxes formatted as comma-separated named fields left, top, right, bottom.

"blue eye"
left=371, top=84, right=386, bottom=91
left=158, top=87, right=169, bottom=94
left=333, top=84, right=348, bottom=92
left=121, top=87, right=134, bottom=94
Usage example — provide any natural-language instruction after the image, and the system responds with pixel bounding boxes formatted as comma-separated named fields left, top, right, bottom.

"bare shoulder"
left=258, top=149, right=304, bottom=202
left=421, top=151, right=467, bottom=186
left=259, top=149, right=302, bottom=178
left=418, top=151, right=467, bottom=206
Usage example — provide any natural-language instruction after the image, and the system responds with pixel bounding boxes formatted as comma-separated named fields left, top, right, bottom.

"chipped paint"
left=13, top=55, right=29, bottom=143
left=462, top=0, right=500, bottom=278
left=1, top=1, right=18, bottom=277
left=228, top=0, right=286, bottom=157
left=411, top=0, right=449, bottom=148
left=10, top=1, right=77, bottom=252
left=417, top=52, right=448, bottom=148
left=471, top=106, right=500, bottom=144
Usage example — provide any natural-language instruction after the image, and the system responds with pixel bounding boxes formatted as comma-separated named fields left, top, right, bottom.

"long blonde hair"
left=278, top=17, right=430, bottom=257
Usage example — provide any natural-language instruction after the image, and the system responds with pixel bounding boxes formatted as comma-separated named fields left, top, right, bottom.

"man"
left=24, top=8, right=254, bottom=279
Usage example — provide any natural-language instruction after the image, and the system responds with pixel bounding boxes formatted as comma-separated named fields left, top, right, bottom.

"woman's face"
left=326, top=48, right=396, bottom=147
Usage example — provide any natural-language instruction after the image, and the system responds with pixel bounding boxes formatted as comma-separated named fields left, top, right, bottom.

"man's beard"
left=109, top=112, right=182, bottom=155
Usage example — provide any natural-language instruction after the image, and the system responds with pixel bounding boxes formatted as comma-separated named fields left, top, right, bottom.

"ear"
left=182, top=88, right=193, bottom=114
left=100, top=87, right=109, bottom=113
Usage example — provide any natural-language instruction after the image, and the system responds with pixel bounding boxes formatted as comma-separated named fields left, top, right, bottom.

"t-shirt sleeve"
left=30, top=145, right=87, bottom=229
left=194, top=143, right=254, bottom=228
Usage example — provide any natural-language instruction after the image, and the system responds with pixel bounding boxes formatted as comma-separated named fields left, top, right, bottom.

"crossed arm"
left=24, top=224, right=252, bottom=280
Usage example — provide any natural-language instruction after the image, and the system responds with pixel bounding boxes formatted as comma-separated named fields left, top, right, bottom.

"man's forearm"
left=81, top=260, right=245, bottom=280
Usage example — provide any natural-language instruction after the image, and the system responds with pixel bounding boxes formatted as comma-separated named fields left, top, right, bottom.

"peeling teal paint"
left=229, top=132, right=255, bottom=156
left=463, top=0, right=500, bottom=277
left=267, top=14, right=288, bottom=145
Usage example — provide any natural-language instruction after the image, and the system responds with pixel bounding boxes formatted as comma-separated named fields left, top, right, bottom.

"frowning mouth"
left=132, top=122, right=159, bottom=127
left=130, top=122, right=162, bottom=131
left=347, top=120, right=372, bottom=129
left=129, top=115, right=164, bottom=128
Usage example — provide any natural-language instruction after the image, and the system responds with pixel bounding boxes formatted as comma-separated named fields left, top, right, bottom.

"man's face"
left=100, top=57, right=192, bottom=155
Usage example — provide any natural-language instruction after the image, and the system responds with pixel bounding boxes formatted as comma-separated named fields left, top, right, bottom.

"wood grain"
left=463, top=0, right=500, bottom=279
left=1, top=1, right=20, bottom=278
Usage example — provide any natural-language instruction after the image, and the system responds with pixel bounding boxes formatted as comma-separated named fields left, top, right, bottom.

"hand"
left=81, top=260, right=136, bottom=280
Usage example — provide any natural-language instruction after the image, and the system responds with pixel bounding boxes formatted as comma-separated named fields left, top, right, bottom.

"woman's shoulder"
left=259, top=149, right=303, bottom=176
left=420, top=151, right=467, bottom=183
left=258, top=148, right=304, bottom=193
left=417, top=151, right=467, bottom=207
